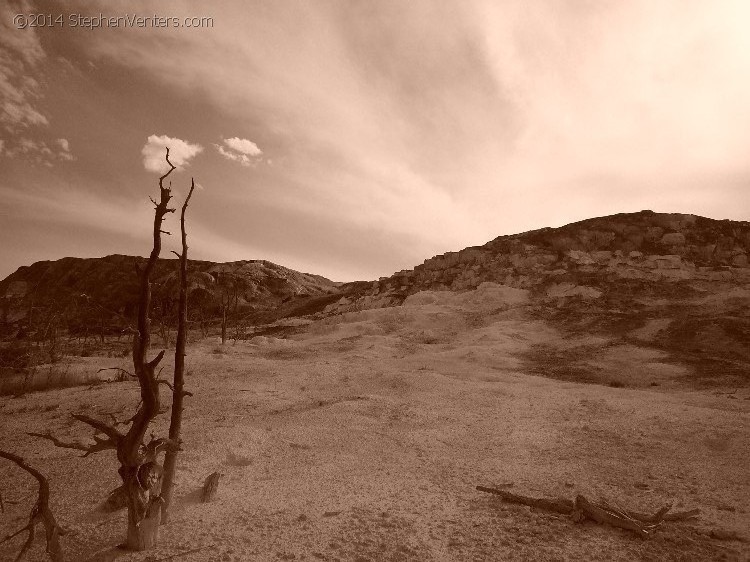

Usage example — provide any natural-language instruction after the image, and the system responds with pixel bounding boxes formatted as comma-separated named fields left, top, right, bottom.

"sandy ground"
left=1, top=284, right=749, bottom=561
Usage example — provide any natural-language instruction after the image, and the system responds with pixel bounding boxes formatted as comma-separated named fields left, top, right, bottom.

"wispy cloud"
left=0, top=2, right=47, bottom=133
left=4, top=1, right=750, bottom=282
left=141, top=134, right=203, bottom=173
left=2, top=137, right=76, bottom=165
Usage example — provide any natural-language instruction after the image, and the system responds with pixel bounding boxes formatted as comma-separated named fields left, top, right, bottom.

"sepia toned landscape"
left=3, top=1, right=750, bottom=561
left=2, top=210, right=749, bottom=560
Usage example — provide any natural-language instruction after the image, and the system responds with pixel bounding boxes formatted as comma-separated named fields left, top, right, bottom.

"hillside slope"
left=323, top=211, right=750, bottom=387
left=0, top=255, right=339, bottom=338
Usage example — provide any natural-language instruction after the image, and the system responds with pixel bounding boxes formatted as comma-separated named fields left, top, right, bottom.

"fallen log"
left=475, top=486, right=574, bottom=515
left=477, top=485, right=701, bottom=540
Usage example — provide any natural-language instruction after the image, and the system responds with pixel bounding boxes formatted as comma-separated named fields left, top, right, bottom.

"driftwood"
left=0, top=450, right=65, bottom=561
left=477, top=485, right=700, bottom=539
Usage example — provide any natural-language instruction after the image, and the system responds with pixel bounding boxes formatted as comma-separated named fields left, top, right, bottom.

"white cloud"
left=56, top=138, right=69, bottom=151
left=141, top=134, right=203, bottom=174
left=223, top=136, right=262, bottom=156
left=214, top=143, right=254, bottom=167
left=214, top=137, right=263, bottom=167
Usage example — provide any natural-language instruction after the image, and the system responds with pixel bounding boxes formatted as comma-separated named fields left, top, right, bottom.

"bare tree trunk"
left=221, top=301, right=227, bottom=345
left=28, top=149, right=182, bottom=552
left=161, top=179, right=195, bottom=523
left=116, top=149, right=180, bottom=550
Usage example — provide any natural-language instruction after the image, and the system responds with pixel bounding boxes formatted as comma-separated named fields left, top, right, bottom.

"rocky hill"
left=0, top=255, right=339, bottom=338
left=2, top=210, right=749, bottom=386
left=331, top=210, right=750, bottom=307
left=324, top=211, right=750, bottom=386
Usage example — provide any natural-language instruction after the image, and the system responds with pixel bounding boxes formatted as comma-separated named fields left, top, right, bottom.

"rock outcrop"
left=326, top=211, right=750, bottom=314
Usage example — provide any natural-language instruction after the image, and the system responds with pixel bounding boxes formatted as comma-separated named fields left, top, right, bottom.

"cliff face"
left=328, top=211, right=750, bottom=312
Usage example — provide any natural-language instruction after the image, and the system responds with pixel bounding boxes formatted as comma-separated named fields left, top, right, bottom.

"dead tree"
left=31, top=149, right=181, bottom=550
left=0, top=450, right=64, bottom=562
left=161, top=178, right=196, bottom=523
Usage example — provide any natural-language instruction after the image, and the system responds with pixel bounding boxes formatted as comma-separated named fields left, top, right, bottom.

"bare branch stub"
left=0, top=450, right=64, bottom=562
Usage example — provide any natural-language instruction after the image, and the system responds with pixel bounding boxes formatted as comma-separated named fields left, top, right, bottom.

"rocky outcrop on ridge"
left=326, top=211, right=750, bottom=313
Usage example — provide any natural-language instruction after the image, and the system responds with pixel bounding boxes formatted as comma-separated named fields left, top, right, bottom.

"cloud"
left=42, top=1, right=750, bottom=279
left=56, top=138, right=74, bottom=161
left=1, top=136, right=75, bottom=164
left=0, top=2, right=47, bottom=133
left=224, top=137, right=262, bottom=156
left=141, top=134, right=203, bottom=173
left=214, top=137, right=262, bottom=167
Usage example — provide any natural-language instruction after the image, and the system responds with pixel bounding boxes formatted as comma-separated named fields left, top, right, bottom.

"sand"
left=1, top=284, right=748, bottom=561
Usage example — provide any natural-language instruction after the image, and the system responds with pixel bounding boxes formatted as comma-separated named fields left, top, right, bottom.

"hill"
left=2, top=210, right=749, bottom=386
left=0, top=254, right=339, bottom=341
left=324, top=210, right=750, bottom=387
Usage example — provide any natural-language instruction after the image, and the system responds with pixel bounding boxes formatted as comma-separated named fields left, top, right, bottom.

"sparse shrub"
left=608, top=380, right=625, bottom=388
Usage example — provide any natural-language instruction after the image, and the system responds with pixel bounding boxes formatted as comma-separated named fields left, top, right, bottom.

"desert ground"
left=1, top=284, right=748, bottom=561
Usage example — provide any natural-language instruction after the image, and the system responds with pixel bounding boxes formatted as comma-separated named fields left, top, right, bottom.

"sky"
left=2, top=0, right=750, bottom=282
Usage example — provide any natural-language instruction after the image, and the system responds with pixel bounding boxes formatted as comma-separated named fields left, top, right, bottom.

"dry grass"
left=0, top=360, right=102, bottom=396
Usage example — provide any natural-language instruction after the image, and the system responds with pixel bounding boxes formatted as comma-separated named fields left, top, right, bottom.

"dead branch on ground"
left=0, top=450, right=64, bottom=561
left=477, top=485, right=701, bottom=539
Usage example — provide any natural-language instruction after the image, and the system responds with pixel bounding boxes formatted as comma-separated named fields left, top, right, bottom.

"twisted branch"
left=0, top=450, right=64, bottom=562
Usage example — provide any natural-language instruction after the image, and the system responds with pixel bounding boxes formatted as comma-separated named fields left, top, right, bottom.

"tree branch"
left=147, top=350, right=166, bottom=371
left=97, top=367, right=135, bottom=380
left=71, top=414, right=124, bottom=443
left=0, top=450, right=64, bottom=562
